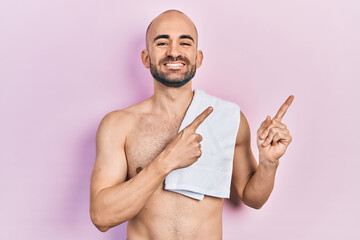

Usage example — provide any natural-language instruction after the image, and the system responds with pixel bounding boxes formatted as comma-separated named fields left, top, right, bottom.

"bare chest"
left=125, top=115, right=182, bottom=179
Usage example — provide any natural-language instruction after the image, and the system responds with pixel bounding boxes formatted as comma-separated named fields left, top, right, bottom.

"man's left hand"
left=257, top=95, right=294, bottom=162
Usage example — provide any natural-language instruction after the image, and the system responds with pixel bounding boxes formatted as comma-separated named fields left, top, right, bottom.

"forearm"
left=242, top=156, right=279, bottom=209
left=90, top=153, right=170, bottom=231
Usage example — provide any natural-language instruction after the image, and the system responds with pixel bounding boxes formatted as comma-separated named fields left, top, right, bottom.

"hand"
left=257, top=96, right=294, bottom=162
left=162, top=106, right=213, bottom=170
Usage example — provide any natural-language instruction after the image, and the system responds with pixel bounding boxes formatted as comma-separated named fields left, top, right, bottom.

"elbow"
left=94, top=219, right=110, bottom=233
left=241, top=196, right=266, bottom=210
left=94, top=223, right=110, bottom=233
left=90, top=209, right=111, bottom=232
left=97, top=226, right=110, bottom=233
left=250, top=203, right=264, bottom=210
left=240, top=191, right=268, bottom=210
left=244, top=201, right=264, bottom=210
left=90, top=208, right=129, bottom=232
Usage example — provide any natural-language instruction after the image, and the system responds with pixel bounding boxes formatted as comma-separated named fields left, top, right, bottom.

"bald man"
left=90, top=10, right=293, bottom=239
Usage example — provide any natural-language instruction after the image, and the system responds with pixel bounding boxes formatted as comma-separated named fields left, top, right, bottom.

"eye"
left=156, top=42, right=168, bottom=46
left=180, top=42, right=191, bottom=46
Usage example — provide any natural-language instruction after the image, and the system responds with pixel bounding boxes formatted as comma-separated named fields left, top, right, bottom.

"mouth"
left=164, top=61, right=185, bottom=69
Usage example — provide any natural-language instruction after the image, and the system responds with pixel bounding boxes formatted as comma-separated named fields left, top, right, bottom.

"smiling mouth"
left=164, top=62, right=185, bottom=68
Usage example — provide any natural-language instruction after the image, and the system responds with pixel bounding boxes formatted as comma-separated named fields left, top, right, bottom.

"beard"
left=149, top=56, right=197, bottom=88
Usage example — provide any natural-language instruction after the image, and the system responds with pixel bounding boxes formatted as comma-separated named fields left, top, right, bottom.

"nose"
left=167, top=42, right=181, bottom=58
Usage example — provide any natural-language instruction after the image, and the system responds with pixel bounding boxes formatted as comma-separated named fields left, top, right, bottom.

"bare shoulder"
left=96, top=111, right=129, bottom=147
left=98, top=109, right=133, bottom=132
left=97, top=101, right=149, bottom=141
left=100, top=103, right=142, bottom=127
left=235, top=111, right=251, bottom=146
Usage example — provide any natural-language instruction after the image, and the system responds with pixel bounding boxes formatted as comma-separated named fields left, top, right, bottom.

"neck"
left=150, top=80, right=194, bottom=119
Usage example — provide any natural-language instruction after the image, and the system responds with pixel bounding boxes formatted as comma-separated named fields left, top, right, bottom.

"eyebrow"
left=179, top=35, right=194, bottom=42
left=153, top=34, right=195, bottom=42
left=153, top=34, right=169, bottom=42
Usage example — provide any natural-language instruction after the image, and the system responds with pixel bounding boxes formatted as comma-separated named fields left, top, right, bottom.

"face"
left=142, top=12, right=203, bottom=88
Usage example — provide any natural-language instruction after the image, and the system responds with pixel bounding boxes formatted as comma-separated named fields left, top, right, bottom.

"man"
left=90, top=9, right=293, bottom=239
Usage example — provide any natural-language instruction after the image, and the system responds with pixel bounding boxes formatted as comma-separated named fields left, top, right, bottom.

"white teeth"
left=166, top=63, right=184, bottom=67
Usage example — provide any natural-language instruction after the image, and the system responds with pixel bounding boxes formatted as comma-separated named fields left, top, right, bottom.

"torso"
left=122, top=99, right=224, bottom=240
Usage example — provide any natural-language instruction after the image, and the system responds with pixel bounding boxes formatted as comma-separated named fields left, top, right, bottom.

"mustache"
left=159, top=56, right=190, bottom=65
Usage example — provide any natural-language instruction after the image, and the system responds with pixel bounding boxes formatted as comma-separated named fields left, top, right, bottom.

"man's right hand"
left=161, top=106, right=213, bottom=170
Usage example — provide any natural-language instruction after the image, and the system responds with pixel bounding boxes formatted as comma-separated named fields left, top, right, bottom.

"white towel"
left=164, top=89, right=241, bottom=200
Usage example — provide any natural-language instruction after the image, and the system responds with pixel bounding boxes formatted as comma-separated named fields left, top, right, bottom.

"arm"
left=231, top=111, right=277, bottom=209
left=232, top=97, right=293, bottom=209
left=89, top=111, right=170, bottom=232
left=90, top=107, right=213, bottom=232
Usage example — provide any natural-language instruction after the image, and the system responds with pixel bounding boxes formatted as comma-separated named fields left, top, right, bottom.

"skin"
left=89, top=10, right=293, bottom=239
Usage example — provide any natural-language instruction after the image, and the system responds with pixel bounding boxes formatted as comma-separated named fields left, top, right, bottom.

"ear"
left=196, top=50, right=203, bottom=69
left=141, top=49, right=150, bottom=68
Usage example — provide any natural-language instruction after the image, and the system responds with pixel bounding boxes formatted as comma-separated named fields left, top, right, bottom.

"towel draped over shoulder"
left=164, top=89, right=241, bottom=200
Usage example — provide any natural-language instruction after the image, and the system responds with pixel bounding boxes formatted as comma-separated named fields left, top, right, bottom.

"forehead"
left=147, top=13, right=198, bottom=41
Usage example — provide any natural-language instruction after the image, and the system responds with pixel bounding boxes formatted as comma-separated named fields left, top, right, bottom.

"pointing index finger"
left=188, top=106, right=213, bottom=131
left=273, top=95, right=294, bottom=121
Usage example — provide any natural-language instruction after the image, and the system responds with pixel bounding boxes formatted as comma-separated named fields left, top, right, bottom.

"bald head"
left=145, top=10, right=199, bottom=50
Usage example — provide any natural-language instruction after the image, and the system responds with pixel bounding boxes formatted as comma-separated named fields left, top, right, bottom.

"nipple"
left=136, top=167, right=143, bottom=174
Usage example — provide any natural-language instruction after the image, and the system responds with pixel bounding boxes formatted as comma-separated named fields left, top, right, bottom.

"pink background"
left=1, top=0, right=359, bottom=239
